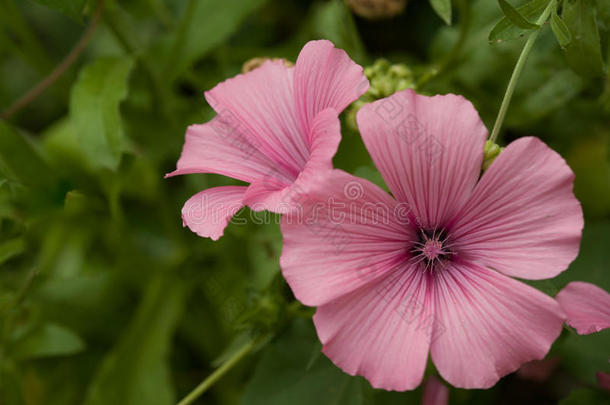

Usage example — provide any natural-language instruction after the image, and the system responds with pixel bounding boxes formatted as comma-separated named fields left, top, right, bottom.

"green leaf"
left=489, top=0, right=550, bottom=43
left=0, top=237, right=25, bottom=265
left=498, top=0, right=540, bottom=28
left=561, top=0, right=605, bottom=77
left=70, top=57, right=134, bottom=171
left=163, top=0, right=270, bottom=80
left=429, top=0, right=452, bottom=25
left=311, top=0, right=366, bottom=63
left=12, top=323, right=85, bottom=359
left=29, top=0, right=87, bottom=21
left=550, top=12, right=572, bottom=47
left=243, top=319, right=364, bottom=405
left=558, top=330, right=610, bottom=385
left=567, top=137, right=610, bottom=218
left=0, top=121, right=53, bottom=188
left=353, top=166, right=389, bottom=192
left=83, top=273, right=185, bottom=405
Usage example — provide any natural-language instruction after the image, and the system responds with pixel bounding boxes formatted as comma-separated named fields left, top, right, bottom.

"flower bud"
left=346, top=0, right=408, bottom=20
left=347, top=59, right=415, bottom=130
left=242, top=57, right=294, bottom=74
left=482, top=140, right=504, bottom=171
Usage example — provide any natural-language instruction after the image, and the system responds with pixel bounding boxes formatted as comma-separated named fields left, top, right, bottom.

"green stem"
left=488, top=0, right=555, bottom=143
left=176, top=339, right=257, bottom=405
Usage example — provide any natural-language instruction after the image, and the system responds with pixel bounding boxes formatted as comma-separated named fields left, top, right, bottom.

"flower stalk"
left=176, top=338, right=257, bottom=405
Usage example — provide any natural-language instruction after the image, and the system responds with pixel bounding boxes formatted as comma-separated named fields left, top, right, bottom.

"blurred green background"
left=0, top=0, right=609, bottom=404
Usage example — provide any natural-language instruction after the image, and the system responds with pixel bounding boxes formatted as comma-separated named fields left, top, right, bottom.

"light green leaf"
left=243, top=319, right=364, bottom=405
left=83, top=273, right=185, bottom=405
left=70, top=57, right=134, bottom=171
left=562, top=0, right=605, bottom=77
left=429, top=0, right=452, bottom=25
left=498, top=0, right=540, bottom=28
left=550, top=12, right=572, bottom=47
left=489, top=0, right=550, bottom=43
left=13, top=323, right=85, bottom=359
left=29, top=0, right=87, bottom=21
left=163, top=0, right=270, bottom=80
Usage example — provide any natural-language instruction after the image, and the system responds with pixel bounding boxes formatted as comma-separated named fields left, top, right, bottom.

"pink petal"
left=451, top=137, right=584, bottom=280
left=596, top=371, right=610, bottom=391
left=421, top=376, right=449, bottom=405
left=556, top=281, right=610, bottom=334
left=165, top=120, right=281, bottom=183
left=280, top=170, right=413, bottom=306
left=356, top=90, right=488, bottom=229
left=181, top=186, right=246, bottom=240
left=517, top=357, right=560, bottom=382
left=205, top=60, right=308, bottom=177
left=430, top=263, right=565, bottom=389
left=314, top=265, right=434, bottom=391
left=242, top=108, right=341, bottom=213
left=294, top=40, right=369, bottom=136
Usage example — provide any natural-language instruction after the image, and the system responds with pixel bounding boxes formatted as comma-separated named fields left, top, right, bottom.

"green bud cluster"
left=347, top=59, right=416, bottom=130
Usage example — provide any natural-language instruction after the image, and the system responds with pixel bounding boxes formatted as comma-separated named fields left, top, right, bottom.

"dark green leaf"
left=12, top=323, right=85, bottom=359
left=243, top=319, right=364, bottom=405
left=562, top=0, right=605, bottom=77
left=311, top=0, right=366, bottom=63
left=550, top=13, right=572, bottom=47
left=83, top=273, right=185, bottom=405
left=558, top=330, right=610, bottom=385
left=489, top=0, right=550, bottom=43
left=498, top=0, right=540, bottom=28
left=29, top=0, right=87, bottom=21
left=0, top=121, right=53, bottom=188
left=163, top=0, right=270, bottom=80
left=429, top=0, right=452, bottom=25
left=0, top=237, right=25, bottom=265
left=70, top=57, right=134, bottom=171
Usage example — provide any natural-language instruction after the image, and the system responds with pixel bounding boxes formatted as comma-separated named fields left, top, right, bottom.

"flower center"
left=422, top=239, right=443, bottom=260
left=410, top=228, right=454, bottom=271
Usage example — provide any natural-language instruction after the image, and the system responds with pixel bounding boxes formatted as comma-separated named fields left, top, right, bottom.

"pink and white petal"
left=430, top=263, right=565, bottom=389
left=451, top=137, right=584, bottom=280
left=357, top=90, right=488, bottom=229
left=205, top=61, right=308, bottom=175
left=556, top=281, right=610, bottom=334
left=314, top=266, right=434, bottom=391
left=181, top=186, right=246, bottom=241
left=421, top=376, right=449, bottom=405
left=294, top=40, right=369, bottom=137
left=243, top=108, right=341, bottom=213
left=165, top=121, right=281, bottom=184
left=280, top=170, right=413, bottom=306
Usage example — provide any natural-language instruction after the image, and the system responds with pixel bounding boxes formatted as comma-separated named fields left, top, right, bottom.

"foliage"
left=0, top=0, right=608, bottom=404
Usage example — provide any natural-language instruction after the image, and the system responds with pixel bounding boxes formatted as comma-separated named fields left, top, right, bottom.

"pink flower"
left=597, top=372, right=610, bottom=391
left=556, top=281, right=610, bottom=334
left=166, top=40, right=368, bottom=240
left=280, top=89, right=583, bottom=390
left=421, top=375, right=449, bottom=405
